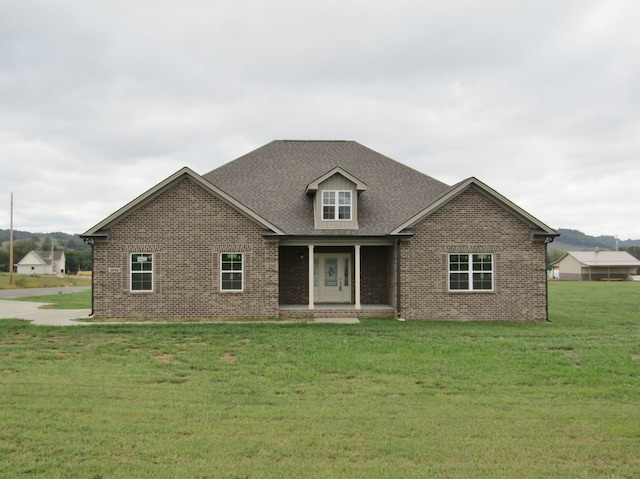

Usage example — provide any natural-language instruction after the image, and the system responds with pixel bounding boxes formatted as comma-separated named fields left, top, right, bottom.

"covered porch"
left=278, top=240, right=398, bottom=318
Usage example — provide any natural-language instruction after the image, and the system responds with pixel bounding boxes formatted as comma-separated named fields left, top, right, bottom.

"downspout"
left=545, top=239, right=551, bottom=322
left=396, top=238, right=402, bottom=319
left=84, top=238, right=95, bottom=317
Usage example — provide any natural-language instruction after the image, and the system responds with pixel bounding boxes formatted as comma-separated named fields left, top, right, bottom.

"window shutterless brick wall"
left=360, top=246, right=391, bottom=304
left=401, top=186, right=549, bottom=321
left=278, top=246, right=308, bottom=305
left=92, top=177, right=279, bottom=319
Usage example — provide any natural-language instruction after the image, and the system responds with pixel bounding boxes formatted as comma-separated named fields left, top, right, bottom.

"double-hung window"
left=322, top=191, right=351, bottom=220
left=131, top=253, right=153, bottom=291
left=449, top=253, right=493, bottom=291
left=221, top=253, right=243, bottom=291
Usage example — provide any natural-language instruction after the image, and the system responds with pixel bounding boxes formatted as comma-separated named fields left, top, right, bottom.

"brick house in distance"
left=82, top=140, right=558, bottom=321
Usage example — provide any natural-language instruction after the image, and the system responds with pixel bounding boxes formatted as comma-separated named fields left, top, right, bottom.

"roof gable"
left=17, top=251, right=47, bottom=266
left=390, top=177, right=558, bottom=237
left=82, top=167, right=284, bottom=237
left=16, top=250, right=65, bottom=266
left=305, top=167, right=368, bottom=195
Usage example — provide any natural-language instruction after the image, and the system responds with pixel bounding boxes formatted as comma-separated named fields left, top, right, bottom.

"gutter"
left=82, top=237, right=95, bottom=317
left=396, top=238, right=402, bottom=320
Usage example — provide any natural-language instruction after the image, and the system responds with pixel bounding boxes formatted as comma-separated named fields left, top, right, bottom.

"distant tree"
left=64, top=236, right=90, bottom=251
left=65, top=250, right=92, bottom=272
left=0, top=249, right=8, bottom=272
left=621, top=246, right=640, bottom=261
left=546, top=248, right=565, bottom=270
left=41, top=237, right=52, bottom=252
left=13, top=237, right=41, bottom=262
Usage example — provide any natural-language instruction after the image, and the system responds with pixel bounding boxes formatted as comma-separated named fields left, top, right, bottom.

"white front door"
left=314, top=253, right=352, bottom=303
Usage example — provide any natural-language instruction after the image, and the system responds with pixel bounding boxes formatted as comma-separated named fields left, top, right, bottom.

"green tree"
left=13, top=237, right=41, bottom=263
left=0, top=249, right=8, bottom=272
left=546, top=248, right=565, bottom=270
left=41, top=237, right=52, bottom=252
left=65, top=250, right=92, bottom=272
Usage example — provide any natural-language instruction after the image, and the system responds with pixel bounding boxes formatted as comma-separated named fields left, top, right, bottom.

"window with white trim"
left=221, top=253, right=243, bottom=291
left=131, top=253, right=153, bottom=291
left=322, top=190, right=351, bottom=220
left=449, top=253, right=493, bottom=291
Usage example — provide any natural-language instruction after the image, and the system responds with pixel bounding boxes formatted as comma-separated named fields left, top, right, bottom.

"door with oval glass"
left=313, top=253, right=352, bottom=303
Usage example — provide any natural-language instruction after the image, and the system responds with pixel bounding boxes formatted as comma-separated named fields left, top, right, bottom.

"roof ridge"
left=276, top=139, right=352, bottom=143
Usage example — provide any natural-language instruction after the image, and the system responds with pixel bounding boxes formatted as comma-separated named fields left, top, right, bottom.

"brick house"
left=82, top=140, right=558, bottom=321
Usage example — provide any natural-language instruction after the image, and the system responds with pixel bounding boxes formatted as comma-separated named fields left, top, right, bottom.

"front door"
left=314, top=253, right=352, bottom=303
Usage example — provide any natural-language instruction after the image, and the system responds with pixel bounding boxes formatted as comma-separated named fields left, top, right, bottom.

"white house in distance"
left=16, top=250, right=66, bottom=276
left=552, top=250, right=640, bottom=281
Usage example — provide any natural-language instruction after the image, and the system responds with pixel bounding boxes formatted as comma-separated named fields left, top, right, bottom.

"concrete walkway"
left=0, top=287, right=360, bottom=326
left=0, top=299, right=91, bottom=326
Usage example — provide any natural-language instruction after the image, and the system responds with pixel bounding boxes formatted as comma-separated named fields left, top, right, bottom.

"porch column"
left=355, top=244, right=361, bottom=310
left=308, top=245, right=314, bottom=310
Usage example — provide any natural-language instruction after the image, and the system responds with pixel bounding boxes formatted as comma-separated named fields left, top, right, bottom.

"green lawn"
left=0, top=282, right=639, bottom=478
left=0, top=272, right=91, bottom=290
left=9, top=289, right=91, bottom=309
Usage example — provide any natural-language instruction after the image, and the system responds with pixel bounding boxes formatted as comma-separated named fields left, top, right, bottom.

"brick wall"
left=278, top=246, right=308, bottom=304
left=401, top=186, right=549, bottom=321
left=92, top=176, right=279, bottom=319
left=360, top=246, right=390, bottom=304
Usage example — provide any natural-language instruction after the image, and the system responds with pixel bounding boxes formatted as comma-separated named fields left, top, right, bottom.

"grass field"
left=1, top=282, right=639, bottom=478
left=9, top=289, right=91, bottom=310
left=0, top=272, right=91, bottom=290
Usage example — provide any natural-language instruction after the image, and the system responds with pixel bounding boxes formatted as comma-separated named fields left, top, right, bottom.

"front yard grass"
left=0, top=272, right=91, bottom=290
left=0, top=281, right=639, bottom=478
left=9, top=289, right=91, bottom=309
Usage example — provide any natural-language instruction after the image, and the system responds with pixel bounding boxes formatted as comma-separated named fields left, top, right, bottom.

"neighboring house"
left=552, top=250, right=640, bottom=281
left=82, top=140, right=558, bottom=321
left=16, top=250, right=66, bottom=276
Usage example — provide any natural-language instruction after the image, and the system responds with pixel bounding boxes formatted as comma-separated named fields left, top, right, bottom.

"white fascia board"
left=390, top=177, right=557, bottom=236
left=83, top=167, right=284, bottom=236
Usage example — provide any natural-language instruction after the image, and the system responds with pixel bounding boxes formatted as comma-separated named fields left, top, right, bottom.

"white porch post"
left=355, top=244, right=361, bottom=310
left=308, top=245, right=315, bottom=310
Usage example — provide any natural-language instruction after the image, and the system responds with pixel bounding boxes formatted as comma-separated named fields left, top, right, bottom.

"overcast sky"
left=1, top=0, right=639, bottom=239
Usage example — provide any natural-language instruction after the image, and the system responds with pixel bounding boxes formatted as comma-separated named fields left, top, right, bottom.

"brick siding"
left=92, top=178, right=548, bottom=322
left=400, top=186, right=549, bottom=321
left=92, top=176, right=279, bottom=318
left=278, top=246, right=308, bottom=304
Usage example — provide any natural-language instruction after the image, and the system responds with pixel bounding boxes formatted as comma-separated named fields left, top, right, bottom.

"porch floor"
left=279, top=304, right=395, bottom=319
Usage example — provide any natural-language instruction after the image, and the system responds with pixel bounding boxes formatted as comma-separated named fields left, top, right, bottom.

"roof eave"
left=390, top=177, right=558, bottom=237
left=82, top=167, right=286, bottom=237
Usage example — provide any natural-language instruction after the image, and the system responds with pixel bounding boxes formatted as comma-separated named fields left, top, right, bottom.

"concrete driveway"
left=0, top=287, right=91, bottom=326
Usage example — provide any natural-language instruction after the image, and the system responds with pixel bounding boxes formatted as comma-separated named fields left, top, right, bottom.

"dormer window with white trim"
left=307, top=167, right=367, bottom=230
left=322, top=191, right=352, bottom=220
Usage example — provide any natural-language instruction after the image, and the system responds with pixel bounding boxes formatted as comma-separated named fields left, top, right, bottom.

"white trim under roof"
left=82, top=167, right=285, bottom=237
left=390, top=177, right=557, bottom=236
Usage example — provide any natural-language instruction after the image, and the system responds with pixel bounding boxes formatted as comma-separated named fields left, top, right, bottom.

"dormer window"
left=307, top=167, right=367, bottom=230
left=322, top=191, right=352, bottom=220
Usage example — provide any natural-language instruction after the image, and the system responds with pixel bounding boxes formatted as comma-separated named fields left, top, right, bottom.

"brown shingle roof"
left=202, top=140, right=450, bottom=236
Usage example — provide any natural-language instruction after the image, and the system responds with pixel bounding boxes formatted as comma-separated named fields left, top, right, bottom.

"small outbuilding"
left=552, top=250, right=640, bottom=281
left=16, top=250, right=66, bottom=276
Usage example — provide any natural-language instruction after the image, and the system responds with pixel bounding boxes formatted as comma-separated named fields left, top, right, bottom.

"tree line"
left=0, top=233, right=91, bottom=274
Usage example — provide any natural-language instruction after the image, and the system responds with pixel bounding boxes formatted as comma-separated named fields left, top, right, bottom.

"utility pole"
left=9, top=193, right=14, bottom=285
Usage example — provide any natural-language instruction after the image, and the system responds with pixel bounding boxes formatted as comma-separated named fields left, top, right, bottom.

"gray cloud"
left=1, top=0, right=639, bottom=239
